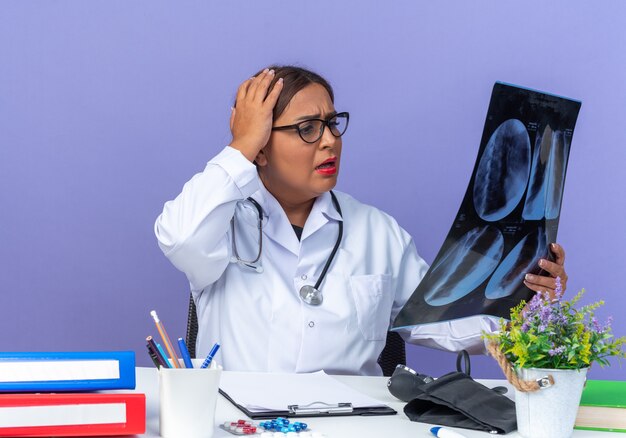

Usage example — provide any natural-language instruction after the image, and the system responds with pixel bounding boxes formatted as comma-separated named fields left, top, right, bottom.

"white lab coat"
left=155, top=146, right=498, bottom=375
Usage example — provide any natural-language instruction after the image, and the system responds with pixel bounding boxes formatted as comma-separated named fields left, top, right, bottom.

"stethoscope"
left=230, top=191, right=343, bottom=306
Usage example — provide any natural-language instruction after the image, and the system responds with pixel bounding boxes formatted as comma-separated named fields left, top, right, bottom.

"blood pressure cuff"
left=403, top=367, right=517, bottom=434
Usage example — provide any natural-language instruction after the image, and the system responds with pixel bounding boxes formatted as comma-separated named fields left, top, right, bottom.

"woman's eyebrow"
left=294, top=114, right=320, bottom=122
left=293, top=111, right=337, bottom=122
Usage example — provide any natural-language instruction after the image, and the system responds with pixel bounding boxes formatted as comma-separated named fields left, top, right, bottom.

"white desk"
left=134, top=367, right=613, bottom=438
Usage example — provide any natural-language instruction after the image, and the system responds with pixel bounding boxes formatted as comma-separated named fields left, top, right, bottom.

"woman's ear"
left=255, top=147, right=268, bottom=166
left=229, top=107, right=235, bottom=132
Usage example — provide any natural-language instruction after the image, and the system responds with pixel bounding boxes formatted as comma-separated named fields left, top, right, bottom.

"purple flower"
left=602, top=316, right=614, bottom=333
left=591, top=317, right=601, bottom=333
left=555, top=276, right=563, bottom=300
left=548, top=345, right=566, bottom=356
left=539, top=306, right=552, bottom=324
left=524, top=292, right=543, bottom=317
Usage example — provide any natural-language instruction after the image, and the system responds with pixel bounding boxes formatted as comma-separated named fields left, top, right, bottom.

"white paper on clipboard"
left=219, top=370, right=388, bottom=414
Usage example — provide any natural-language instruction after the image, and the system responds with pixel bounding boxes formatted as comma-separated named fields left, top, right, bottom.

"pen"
left=146, top=336, right=169, bottom=368
left=150, top=310, right=180, bottom=368
left=200, top=343, right=220, bottom=369
left=177, top=337, right=194, bottom=368
left=145, top=340, right=162, bottom=368
left=155, top=342, right=173, bottom=368
left=430, top=426, right=469, bottom=438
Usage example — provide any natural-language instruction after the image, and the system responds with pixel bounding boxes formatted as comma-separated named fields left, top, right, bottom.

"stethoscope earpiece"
left=230, top=198, right=264, bottom=272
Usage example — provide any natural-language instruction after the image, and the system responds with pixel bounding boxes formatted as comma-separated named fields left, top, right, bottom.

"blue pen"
left=156, top=342, right=173, bottom=368
left=177, top=337, right=194, bottom=368
left=200, top=343, right=220, bottom=369
left=430, top=426, right=469, bottom=438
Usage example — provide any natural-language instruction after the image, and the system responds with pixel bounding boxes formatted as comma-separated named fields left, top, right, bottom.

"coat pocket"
left=349, top=274, right=392, bottom=341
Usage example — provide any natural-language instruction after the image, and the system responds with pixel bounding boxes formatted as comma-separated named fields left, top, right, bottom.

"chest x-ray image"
left=393, top=82, right=581, bottom=328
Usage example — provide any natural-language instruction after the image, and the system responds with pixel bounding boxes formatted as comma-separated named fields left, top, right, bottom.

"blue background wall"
left=1, top=1, right=625, bottom=379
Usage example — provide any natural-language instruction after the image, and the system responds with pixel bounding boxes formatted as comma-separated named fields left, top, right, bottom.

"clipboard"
left=219, top=389, right=396, bottom=419
left=218, top=371, right=397, bottom=419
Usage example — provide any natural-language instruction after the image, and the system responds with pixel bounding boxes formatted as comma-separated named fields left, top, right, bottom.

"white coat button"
left=308, top=321, right=315, bottom=328
left=301, top=274, right=307, bottom=280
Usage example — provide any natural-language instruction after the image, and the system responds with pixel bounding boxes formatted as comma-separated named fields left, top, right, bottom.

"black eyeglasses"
left=272, top=112, right=350, bottom=144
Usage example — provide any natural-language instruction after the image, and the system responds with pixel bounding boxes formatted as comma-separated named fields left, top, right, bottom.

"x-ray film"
left=392, top=82, right=581, bottom=329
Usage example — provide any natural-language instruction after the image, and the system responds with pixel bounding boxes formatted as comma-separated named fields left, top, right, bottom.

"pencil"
left=150, top=310, right=180, bottom=368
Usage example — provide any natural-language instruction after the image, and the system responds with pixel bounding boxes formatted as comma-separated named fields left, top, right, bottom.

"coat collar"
left=251, top=185, right=343, bottom=255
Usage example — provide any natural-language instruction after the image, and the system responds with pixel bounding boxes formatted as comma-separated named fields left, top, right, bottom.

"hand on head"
left=229, top=69, right=284, bottom=162
left=523, top=242, right=568, bottom=301
left=226, top=66, right=342, bottom=216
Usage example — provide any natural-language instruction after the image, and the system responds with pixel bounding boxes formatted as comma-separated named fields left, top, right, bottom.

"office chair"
left=186, top=293, right=199, bottom=358
left=185, top=293, right=406, bottom=375
left=377, top=331, right=406, bottom=376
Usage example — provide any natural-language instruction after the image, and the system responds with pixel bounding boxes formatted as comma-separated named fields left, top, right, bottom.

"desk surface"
left=133, top=367, right=615, bottom=438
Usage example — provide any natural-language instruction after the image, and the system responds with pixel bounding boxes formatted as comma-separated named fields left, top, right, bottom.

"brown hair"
left=249, top=65, right=334, bottom=120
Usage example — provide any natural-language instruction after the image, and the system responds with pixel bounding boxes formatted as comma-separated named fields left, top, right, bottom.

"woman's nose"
left=319, top=124, right=339, bottom=149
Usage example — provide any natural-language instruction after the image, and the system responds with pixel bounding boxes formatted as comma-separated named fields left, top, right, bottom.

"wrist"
left=228, top=140, right=260, bottom=163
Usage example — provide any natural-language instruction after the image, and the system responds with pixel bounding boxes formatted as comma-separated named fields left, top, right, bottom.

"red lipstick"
left=315, top=157, right=337, bottom=175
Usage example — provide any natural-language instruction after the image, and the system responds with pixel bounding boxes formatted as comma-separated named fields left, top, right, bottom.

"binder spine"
left=0, top=351, right=136, bottom=392
left=0, top=393, right=146, bottom=437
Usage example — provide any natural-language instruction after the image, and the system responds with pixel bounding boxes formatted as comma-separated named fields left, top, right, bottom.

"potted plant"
left=484, top=277, right=625, bottom=438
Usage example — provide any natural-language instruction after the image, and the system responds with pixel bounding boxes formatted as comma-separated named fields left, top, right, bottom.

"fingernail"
left=268, top=69, right=275, bottom=75
left=551, top=243, right=557, bottom=249
left=525, top=274, right=534, bottom=281
left=263, top=68, right=269, bottom=74
left=539, top=259, right=546, bottom=267
left=277, top=77, right=284, bottom=84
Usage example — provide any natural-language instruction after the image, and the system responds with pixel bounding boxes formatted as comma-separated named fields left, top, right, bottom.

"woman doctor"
left=154, top=66, right=568, bottom=376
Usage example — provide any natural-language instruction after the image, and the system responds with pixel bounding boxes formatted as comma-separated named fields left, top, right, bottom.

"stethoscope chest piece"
left=299, top=285, right=323, bottom=306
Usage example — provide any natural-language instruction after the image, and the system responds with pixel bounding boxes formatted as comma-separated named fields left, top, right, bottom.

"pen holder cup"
left=159, top=359, right=222, bottom=438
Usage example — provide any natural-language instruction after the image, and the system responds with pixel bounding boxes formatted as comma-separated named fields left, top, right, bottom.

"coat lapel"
left=251, top=185, right=300, bottom=256
left=251, top=186, right=344, bottom=255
